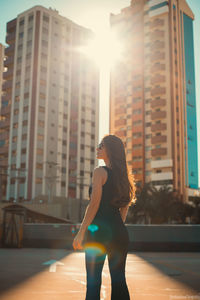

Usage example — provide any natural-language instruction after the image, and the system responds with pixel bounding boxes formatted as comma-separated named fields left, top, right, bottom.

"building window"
left=36, top=163, right=43, bottom=169
left=21, top=148, right=26, bottom=154
left=43, top=14, right=49, bottom=23
left=37, top=134, right=44, bottom=141
left=37, top=148, right=43, bottom=155
left=38, top=120, right=44, bottom=128
left=36, top=178, right=42, bottom=184
left=22, top=134, right=27, bottom=140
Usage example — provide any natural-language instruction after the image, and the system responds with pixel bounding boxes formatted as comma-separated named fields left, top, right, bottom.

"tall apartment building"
left=0, top=44, right=5, bottom=111
left=0, top=6, right=99, bottom=202
left=0, top=43, right=8, bottom=200
left=110, top=0, right=199, bottom=201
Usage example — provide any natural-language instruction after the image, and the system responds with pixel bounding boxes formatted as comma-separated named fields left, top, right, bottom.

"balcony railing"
left=151, top=135, right=167, bottom=144
left=0, top=146, right=9, bottom=154
left=150, top=19, right=164, bottom=29
left=151, top=87, right=166, bottom=97
left=5, top=44, right=15, bottom=56
left=3, top=69, right=13, bottom=80
left=151, top=123, right=166, bottom=132
left=6, top=32, right=16, bottom=44
left=151, top=99, right=166, bottom=109
left=4, top=56, right=14, bottom=67
left=115, top=130, right=126, bottom=138
left=150, top=64, right=165, bottom=73
left=0, top=119, right=10, bottom=129
left=7, top=19, right=17, bottom=33
left=115, top=107, right=126, bottom=115
left=151, top=111, right=166, bottom=120
left=2, top=80, right=12, bottom=91
left=115, top=118, right=126, bottom=126
left=150, top=52, right=165, bottom=63
left=150, top=30, right=164, bottom=40
left=151, top=75, right=165, bottom=85
left=150, top=41, right=165, bottom=51
left=151, top=147, right=167, bottom=156
left=0, top=105, right=10, bottom=116
left=0, top=131, right=9, bottom=141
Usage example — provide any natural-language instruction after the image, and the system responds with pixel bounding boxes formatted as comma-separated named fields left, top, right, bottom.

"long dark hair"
left=102, top=134, right=136, bottom=208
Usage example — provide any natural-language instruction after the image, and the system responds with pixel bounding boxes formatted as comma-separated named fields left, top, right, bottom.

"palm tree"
left=128, top=182, right=156, bottom=224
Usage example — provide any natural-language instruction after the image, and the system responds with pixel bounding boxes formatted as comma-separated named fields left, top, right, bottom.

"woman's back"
left=85, top=166, right=129, bottom=246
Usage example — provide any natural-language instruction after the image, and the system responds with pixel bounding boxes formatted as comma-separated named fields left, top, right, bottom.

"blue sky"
left=0, top=0, right=199, bottom=186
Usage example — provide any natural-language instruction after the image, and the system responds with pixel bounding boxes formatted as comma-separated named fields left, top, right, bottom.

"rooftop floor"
left=0, top=249, right=200, bottom=300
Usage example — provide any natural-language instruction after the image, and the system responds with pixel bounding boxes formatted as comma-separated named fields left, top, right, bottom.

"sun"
left=78, top=29, right=124, bottom=69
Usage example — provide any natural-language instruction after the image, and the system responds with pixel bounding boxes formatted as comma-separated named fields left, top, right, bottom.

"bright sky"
left=0, top=0, right=199, bottom=185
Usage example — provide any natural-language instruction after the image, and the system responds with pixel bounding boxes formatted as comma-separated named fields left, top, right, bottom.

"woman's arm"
left=119, top=205, right=129, bottom=223
left=78, top=167, right=104, bottom=235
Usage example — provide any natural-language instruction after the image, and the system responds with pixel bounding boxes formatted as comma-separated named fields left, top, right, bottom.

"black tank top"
left=84, top=166, right=129, bottom=245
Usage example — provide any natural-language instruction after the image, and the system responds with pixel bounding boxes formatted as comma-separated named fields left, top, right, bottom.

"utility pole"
left=44, top=161, right=60, bottom=204
left=76, top=176, right=89, bottom=222
left=0, top=160, right=9, bottom=201
left=10, top=167, right=27, bottom=203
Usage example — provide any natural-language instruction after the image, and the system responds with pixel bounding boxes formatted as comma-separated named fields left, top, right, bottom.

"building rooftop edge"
left=16, top=5, right=93, bottom=33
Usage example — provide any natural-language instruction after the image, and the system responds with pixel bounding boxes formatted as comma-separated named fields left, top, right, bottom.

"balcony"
left=151, top=75, right=165, bottom=85
left=132, top=125, right=143, bottom=133
left=150, top=19, right=164, bottom=29
left=132, top=149, right=143, bottom=157
left=2, top=80, right=12, bottom=91
left=115, top=118, right=126, bottom=126
left=150, top=30, right=164, bottom=40
left=0, top=119, right=10, bottom=129
left=151, top=172, right=173, bottom=181
left=132, top=161, right=143, bottom=169
left=151, top=111, right=166, bottom=120
left=0, top=131, right=9, bottom=140
left=69, top=148, right=77, bottom=156
left=115, top=96, right=125, bottom=104
left=150, top=41, right=165, bottom=51
left=151, top=159, right=173, bottom=169
left=0, top=159, right=8, bottom=167
left=0, top=146, right=9, bottom=155
left=3, top=69, right=13, bottom=80
left=115, top=130, right=126, bottom=138
left=5, top=44, right=15, bottom=56
left=151, top=99, right=166, bottom=109
left=151, top=147, right=167, bottom=156
left=115, top=107, right=126, bottom=115
left=1, top=95, right=11, bottom=106
left=7, top=19, right=17, bottom=33
left=69, top=161, right=77, bottom=170
left=4, top=56, right=14, bottom=67
left=151, top=64, right=165, bottom=73
left=6, top=32, right=16, bottom=44
left=150, top=52, right=165, bottom=63
left=151, top=135, right=167, bottom=144
left=151, top=87, right=166, bottom=97
left=0, top=105, right=10, bottom=116
left=151, top=123, right=166, bottom=132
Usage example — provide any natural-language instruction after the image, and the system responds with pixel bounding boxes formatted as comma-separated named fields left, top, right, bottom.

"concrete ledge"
left=19, top=224, right=200, bottom=251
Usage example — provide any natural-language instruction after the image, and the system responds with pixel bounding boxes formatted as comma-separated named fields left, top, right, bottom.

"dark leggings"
left=85, top=240, right=130, bottom=300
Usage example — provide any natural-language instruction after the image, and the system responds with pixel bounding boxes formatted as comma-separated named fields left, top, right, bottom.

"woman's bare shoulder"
left=93, top=166, right=107, bottom=182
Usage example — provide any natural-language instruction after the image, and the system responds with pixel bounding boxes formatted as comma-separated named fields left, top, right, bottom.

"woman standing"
left=73, top=134, right=136, bottom=300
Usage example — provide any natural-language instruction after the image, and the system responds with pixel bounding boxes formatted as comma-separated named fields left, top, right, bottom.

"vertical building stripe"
left=27, top=10, right=40, bottom=200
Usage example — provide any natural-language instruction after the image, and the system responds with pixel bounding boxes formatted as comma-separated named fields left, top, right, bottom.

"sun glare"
left=79, top=30, right=123, bottom=69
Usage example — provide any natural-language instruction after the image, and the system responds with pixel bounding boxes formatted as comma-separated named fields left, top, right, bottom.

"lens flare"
left=83, top=242, right=106, bottom=259
left=88, top=224, right=99, bottom=233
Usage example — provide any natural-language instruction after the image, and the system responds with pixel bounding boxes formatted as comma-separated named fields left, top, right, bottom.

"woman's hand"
left=72, top=231, right=85, bottom=250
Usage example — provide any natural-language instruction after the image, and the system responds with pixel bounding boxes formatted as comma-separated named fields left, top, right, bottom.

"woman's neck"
left=104, top=158, right=111, bottom=169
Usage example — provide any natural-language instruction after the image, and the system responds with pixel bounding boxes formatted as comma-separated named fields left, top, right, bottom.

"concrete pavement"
left=0, top=249, right=200, bottom=300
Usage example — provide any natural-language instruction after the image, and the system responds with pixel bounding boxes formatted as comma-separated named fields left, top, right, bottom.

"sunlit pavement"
left=0, top=249, right=200, bottom=300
